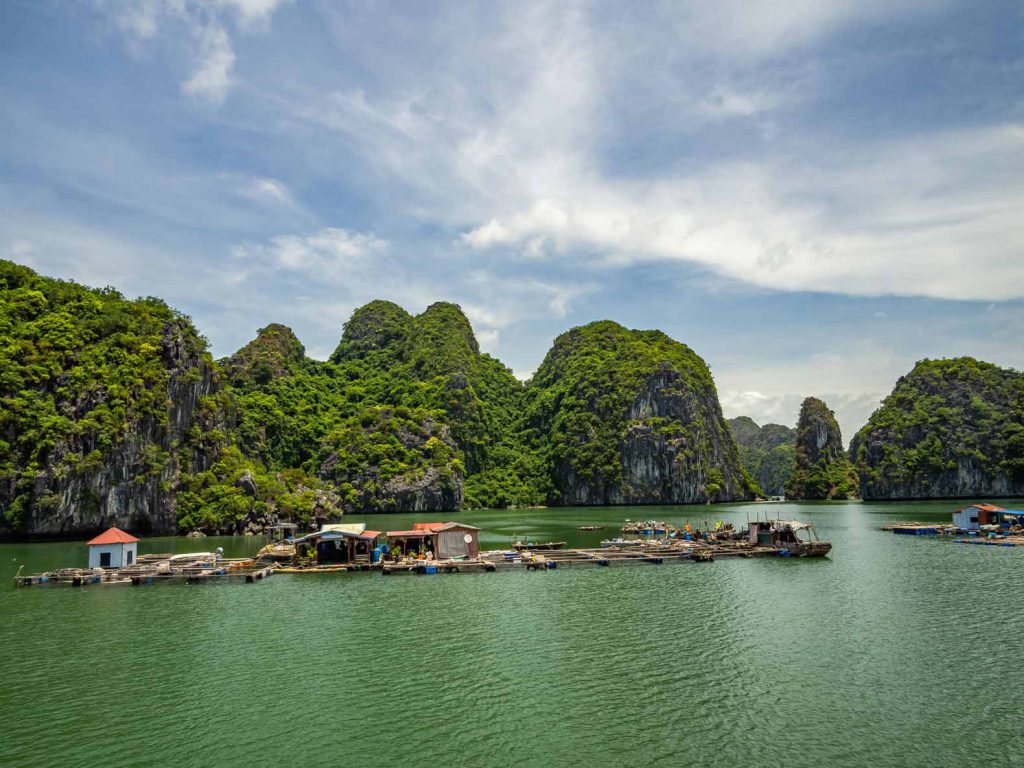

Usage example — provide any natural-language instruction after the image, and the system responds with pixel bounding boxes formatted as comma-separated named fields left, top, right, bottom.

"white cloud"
left=96, top=0, right=285, bottom=105
left=698, top=86, right=786, bottom=119
left=181, top=23, right=235, bottom=104
left=217, top=0, right=287, bottom=27
left=221, top=227, right=590, bottom=359
left=443, top=9, right=1024, bottom=302
left=476, top=328, right=500, bottom=352
left=272, top=2, right=1017, bottom=302
left=242, top=178, right=293, bottom=205
left=665, top=0, right=949, bottom=59
left=234, top=227, right=389, bottom=277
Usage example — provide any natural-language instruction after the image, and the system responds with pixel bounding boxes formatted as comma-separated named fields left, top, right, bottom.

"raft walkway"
left=15, top=560, right=274, bottom=587
left=953, top=535, right=1024, bottom=548
left=274, top=540, right=809, bottom=577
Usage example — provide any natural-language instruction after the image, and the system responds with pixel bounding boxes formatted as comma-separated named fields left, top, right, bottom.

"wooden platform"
left=14, top=563, right=274, bottom=587
left=953, top=536, right=1024, bottom=547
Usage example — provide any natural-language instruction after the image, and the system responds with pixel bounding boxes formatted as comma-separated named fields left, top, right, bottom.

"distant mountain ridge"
left=5, top=258, right=1020, bottom=538
left=727, top=416, right=796, bottom=497
left=0, top=260, right=753, bottom=538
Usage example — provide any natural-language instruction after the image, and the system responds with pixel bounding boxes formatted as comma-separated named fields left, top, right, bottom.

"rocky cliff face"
left=528, top=322, right=753, bottom=505
left=318, top=408, right=463, bottom=513
left=852, top=358, right=1024, bottom=500
left=2, top=321, right=227, bottom=538
left=728, top=416, right=796, bottom=497
left=786, top=397, right=858, bottom=499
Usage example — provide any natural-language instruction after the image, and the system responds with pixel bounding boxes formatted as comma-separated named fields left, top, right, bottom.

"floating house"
left=952, top=504, right=1005, bottom=530
left=385, top=522, right=480, bottom=560
left=87, top=527, right=139, bottom=568
left=292, top=523, right=381, bottom=565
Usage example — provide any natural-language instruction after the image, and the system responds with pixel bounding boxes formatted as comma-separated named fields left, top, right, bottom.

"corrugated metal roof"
left=412, top=522, right=445, bottom=532
left=957, top=504, right=1005, bottom=513
left=437, top=522, right=480, bottom=532
left=87, top=527, right=139, bottom=545
left=293, top=524, right=369, bottom=544
left=360, top=530, right=382, bottom=539
left=320, top=523, right=366, bottom=534
left=386, top=530, right=435, bottom=537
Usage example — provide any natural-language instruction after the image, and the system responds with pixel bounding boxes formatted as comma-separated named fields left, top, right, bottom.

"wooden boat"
left=747, top=519, right=832, bottom=557
left=621, top=520, right=670, bottom=534
left=512, top=540, right=566, bottom=551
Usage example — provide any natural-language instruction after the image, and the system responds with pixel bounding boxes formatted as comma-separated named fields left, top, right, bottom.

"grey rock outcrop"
left=555, top=368, right=750, bottom=504
left=318, top=412, right=463, bottom=514
left=525, top=318, right=755, bottom=507
left=1, top=321, right=228, bottom=539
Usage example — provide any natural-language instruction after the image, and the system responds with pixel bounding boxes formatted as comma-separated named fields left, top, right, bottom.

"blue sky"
left=2, top=0, right=1023, bottom=439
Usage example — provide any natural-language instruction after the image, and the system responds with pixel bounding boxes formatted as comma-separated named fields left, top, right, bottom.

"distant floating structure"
left=87, top=527, right=139, bottom=568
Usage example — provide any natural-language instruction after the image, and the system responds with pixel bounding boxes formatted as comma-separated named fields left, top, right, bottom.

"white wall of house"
left=88, top=542, right=138, bottom=568
left=953, top=507, right=982, bottom=530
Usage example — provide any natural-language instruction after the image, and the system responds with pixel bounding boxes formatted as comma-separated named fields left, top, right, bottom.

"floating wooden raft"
left=953, top=536, right=1024, bottom=547
left=887, top=523, right=962, bottom=535
left=14, top=563, right=274, bottom=587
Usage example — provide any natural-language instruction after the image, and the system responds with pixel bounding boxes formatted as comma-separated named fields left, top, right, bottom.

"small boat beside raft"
left=621, top=519, right=671, bottom=535
left=512, top=539, right=567, bottom=551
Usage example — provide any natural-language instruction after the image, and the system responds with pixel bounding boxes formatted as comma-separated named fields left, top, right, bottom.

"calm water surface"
left=1, top=501, right=1023, bottom=768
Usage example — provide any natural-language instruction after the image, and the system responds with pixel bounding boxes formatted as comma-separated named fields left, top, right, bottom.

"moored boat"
left=747, top=519, right=832, bottom=557
left=512, top=540, right=567, bottom=551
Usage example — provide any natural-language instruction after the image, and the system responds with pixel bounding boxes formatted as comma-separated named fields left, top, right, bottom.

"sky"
left=1, top=0, right=1023, bottom=440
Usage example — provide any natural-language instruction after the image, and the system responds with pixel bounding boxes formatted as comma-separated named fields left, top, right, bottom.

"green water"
left=2, top=501, right=1023, bottom=768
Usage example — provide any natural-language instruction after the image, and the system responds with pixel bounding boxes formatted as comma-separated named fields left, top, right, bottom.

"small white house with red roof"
left=87, top=527, right=139, bottom=569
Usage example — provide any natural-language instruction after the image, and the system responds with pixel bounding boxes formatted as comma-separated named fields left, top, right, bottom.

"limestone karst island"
left=2, top=3, right=1022, bottom=768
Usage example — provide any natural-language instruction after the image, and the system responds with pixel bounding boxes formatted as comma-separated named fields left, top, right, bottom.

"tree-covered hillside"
left=787, top=397, right=859, bottom=500
left=523, top=321, right=755, bottom=504
left=851, top=358, right=1024, bottom=499
left=226, top=301, right=544, bottom=514
left=1, top=260, right=762, bottom=536
left=727, top=416, right=796, bottom=497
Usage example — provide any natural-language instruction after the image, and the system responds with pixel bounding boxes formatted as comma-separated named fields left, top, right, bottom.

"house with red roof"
left=386, top=522, right=480, bottom=560
left=952, top=503, right=1005, bottom=531
left=87, top=527, right=139, bottom=569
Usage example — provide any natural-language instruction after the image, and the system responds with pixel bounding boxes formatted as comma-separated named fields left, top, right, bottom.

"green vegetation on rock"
left=851, top=358, right=1024, bottom=499
left=786, top=397, right=859, bottom=500
left=1, top=259, right=761, bottom=536
left=728, top=416, right=796, bottom=497
left=523, top=321, right=754, bottom=504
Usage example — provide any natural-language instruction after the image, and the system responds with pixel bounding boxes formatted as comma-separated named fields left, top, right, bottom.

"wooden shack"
left=385, top=522, right=480, bottom=560
left=292, top=523, right=381, bottom=565
left=434, top=522, right=479, bottom=559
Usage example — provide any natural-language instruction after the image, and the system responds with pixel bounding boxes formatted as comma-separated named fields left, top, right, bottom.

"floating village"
left=882, top=503, right=1024, bottom=546
left=16, top=500, right=1023, bottom=588
left=14, top=515, right=832, bottom=587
